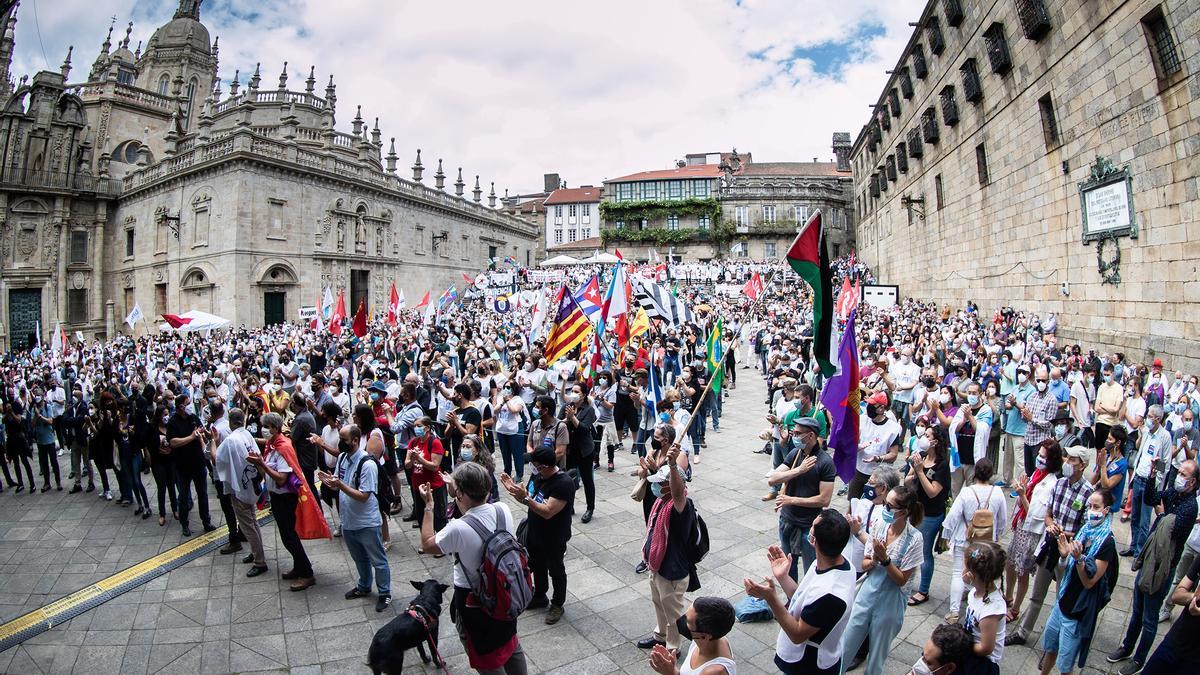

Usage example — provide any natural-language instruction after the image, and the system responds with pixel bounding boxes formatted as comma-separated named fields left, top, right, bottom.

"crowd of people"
left=0, top=259, right=1197, bottom=675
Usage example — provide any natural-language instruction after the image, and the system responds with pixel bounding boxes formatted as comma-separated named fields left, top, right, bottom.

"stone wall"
left=852, top=0, right=1200, bottom=372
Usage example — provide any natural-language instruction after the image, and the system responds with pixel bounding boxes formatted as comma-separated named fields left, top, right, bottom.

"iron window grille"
left=878, top=106, right=891, bottom=131
left=921, top=108, right=940, bottom=143
left=913, top=44, right=928, bottom=79
left=928, top=17, right=946, bottom=55
left=899, top=67, right=914, bottom=98
left=878, top=171, right=888, bottom=193
left=889, top=88, right=902, bottom=117
left=961, top=58, right=983, bottom=102
left=983, top=23, right=1013, bottom=74
left=907, top=128, right=924, bottom=158
left=1143, top=8, right=1182, bottom=77
left=896, top=144, right=909, bottom=173
left=940, top=86, right=959, bottom=126
left=943, top=0, right=964, bottom=27
left=1016, top=0, right=1052, bottom=41
left=870, top=175, right=881, bottom=197
left=886, top=155, right=897, bottom=182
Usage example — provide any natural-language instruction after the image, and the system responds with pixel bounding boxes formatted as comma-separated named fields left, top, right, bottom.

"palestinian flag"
left=785, top=210, right=836, bottom=376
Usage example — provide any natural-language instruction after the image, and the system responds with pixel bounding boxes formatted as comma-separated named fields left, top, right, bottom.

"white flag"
left=321, top=287, right=335, bottom=320
left=75, top=331, right=85, bottom=342
left=397, top=289, right=406, bottom=310
left=124, top=302, right=144, bottom=327
left=51, top=322, right=62, bottom=355
left=35, top=320, right=41, bottom=347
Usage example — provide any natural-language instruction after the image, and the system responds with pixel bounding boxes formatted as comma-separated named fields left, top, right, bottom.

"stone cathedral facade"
left=0, top=1, right=539, bottom=350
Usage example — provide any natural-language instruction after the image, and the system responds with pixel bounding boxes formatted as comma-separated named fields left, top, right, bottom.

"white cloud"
left=11, top=0, right=925, bottom=193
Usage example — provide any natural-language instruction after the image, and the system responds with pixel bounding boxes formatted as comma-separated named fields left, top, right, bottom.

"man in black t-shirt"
left=443, top=383, right=481, bottom=465
left=502, top=445, right=575, bottom=626
left=768, top=417, right=836, bottom=579
left=1144, top=557, right=1200, bottom=672
left=166, top=393, right=216, bottom=537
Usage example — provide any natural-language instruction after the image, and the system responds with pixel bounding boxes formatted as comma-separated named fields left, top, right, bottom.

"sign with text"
left=1078, top=157, right=1137, bottom=242
left=298, top=306, right=317, bottom=321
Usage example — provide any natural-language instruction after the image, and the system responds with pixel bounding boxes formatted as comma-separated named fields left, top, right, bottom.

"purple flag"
left=819, top=309, right=860, bottom=483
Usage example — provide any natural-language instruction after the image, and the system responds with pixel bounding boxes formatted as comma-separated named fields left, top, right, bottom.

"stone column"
left=91, top=216, right=105, bottom=323
left=104, top=300, right=114, bottom=340
left=57, top=221, right=68, bottom=323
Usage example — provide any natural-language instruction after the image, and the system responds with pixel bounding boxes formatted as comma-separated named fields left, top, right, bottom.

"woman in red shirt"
left=405, top=417, right=448, bottom=546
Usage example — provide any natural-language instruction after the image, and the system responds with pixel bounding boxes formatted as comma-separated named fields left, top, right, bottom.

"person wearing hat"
left=767, top=416, right=835, bottom=579
left=500, top=443, right=575, bottom=626
left=851, top=391, right=901, bottom=500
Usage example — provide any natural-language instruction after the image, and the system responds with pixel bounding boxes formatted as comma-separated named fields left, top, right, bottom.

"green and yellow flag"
left=705, top=317, right=725, bottom=393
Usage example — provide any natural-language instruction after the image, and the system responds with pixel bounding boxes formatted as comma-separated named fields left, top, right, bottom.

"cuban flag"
left=574, top=275, right=603, bottom=321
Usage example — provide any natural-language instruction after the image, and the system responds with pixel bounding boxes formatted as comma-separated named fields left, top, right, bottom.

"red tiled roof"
left=605, top=164, right=723, bottom=183
left=544, top=187, right=603, bottom=205
left=548, top=236, right=602, bottom=252
left=736, top=161, right=850, bottom=177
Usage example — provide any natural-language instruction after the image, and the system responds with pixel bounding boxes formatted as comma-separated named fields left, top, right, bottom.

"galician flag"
left=124, top=302, right=144, bottom=328
left=321, top=287, right=335, bottom=320
left=785, top=210, right=836, bottom=377
left=820, top=308, right=861, bottom=483
left=705, top=318, right=725, bottom=393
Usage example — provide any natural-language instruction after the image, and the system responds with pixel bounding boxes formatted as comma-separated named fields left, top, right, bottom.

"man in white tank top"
left=648, top=596, right=737, bottom=675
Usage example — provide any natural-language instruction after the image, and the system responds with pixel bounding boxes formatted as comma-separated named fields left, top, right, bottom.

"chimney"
left=543, top=173, right=561, bottom=194
left=832, top=132, right=852, bottom=172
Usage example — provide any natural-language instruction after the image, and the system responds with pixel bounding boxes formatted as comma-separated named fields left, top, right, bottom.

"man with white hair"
left=1124, top=404, right=1174, bottom=557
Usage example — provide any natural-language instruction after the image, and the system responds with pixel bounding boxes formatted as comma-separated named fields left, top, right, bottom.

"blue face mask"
left=462, top=448, right=474, bottom=462
left=651, top=482, right=664, bottom=498
left=530, top=409, right=540, bottom=420
left=659, top=412, right=670, bottom=423
left=881, top=506, right=896, bottom=524
left=414, top=427, right=426, bottom=438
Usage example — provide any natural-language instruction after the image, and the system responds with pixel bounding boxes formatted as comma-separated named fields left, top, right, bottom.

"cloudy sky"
left=12, top=0, right=923, bottom=194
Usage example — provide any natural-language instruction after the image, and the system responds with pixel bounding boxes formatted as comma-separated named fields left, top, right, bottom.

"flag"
left=529, top=288, right=550, bottom=343
left=321, top=287, right=335, bottom=320
left=786, top=210, right=835, bottom=377
left=629, top=306, right=650, bottom=341
left=414, top=290, right=431, bottom=310
left=493, top=294, right=512, bottom=314
left=705, top=318, right=725, bottom=393
left=634, top=277, right=693, bottom=326
left=124, top=303, right=144, bottom=328
left=645, top=356, right=663, bottom=418
left=742, top=271, right=765, bottom=300
left=438, top=285, right=458, bottom=309
left=820, top=309, right=860, bottom=483
left=423, top=295, right=437, bottom=326
left=310, top=290, right=325, bottom=332
left=161, top=314, right=193, bottom=329
left=266, top=436, right=331, bottom=540
left=74, top=331, right=85, bottom=343
left=649, top=248, right=660, bottom=264
left=387, top=282, right=401, bottom=326
left=461, top=271, right=475, bottom=286
left=544, top=286, right=592, bottom=366
left=397, top=288, right=406, bottom=310
left=351, top=298, right=368, bottom=338
left=574, top=275, right=603, bottom=320
left=835, top=276, right=859, bottom=321
left=613, top=248, right=624, bottom=261
left=329, top=289, right=347, bottom=337
left=503, top=255, right=518, bottom=267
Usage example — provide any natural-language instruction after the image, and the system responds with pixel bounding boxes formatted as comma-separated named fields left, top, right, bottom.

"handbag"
left=630, top=477, right=649, bottom=502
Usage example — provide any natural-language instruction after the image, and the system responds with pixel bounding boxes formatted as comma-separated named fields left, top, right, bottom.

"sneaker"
left=545, top=605, right=564, bottom=625
left=202, top=523, right=218, bottom=533
left=944, top=612, right=959, bottom=625
left=333, top=524, right=342, bottom=537
left=375, top=594, right=392, bottom=612
left=837, top=486, right=849, bottom=496
left=345, top=587, right=370, bottom=600
left=607, top=462, right=614, bottom=472
left=103, top=491, right=113, bottom=501
left=69, top=484, right=82, bottom=494
left=693, top=455, right=701, bottom=465
left=85, top=483, right=95, bottom=493
left=1158, top=607, right=1172, bottom=623
left=1106, top=646, right=1132, bottom=663
left=181, top=525, right=193, bottom=537
left=993, top=480, right=1007, bottom=487
left=1117, top=661, right=1144, bottom=675
left=635, top=560, right=648, bottom=574
left=1119, top=548, right=1136, bottom=557
left=1003, top=632, right=1027, bottom=647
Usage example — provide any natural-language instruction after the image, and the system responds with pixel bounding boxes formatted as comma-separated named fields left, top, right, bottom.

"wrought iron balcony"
left=896, top=144, right=909, bottom=173
left=940, top=86, right=959, bottom=127
left=899, top=67, right=914, bottom=99
left=928, top=17, right=946, bottom=55
left=984, top=23, right=1013, bottom=74
left=921, top=108, right=940, bottom=144
left=913, top=44, right=928, bottom=79
left=960, top=58, right=983, bottom=102
left=1017, top=0, right=1052, bottom=41
left=907, top=128, right=924, bottom=158
left=943, top=0, right=964, bottom=27
left=886, top=155, right=897, bottom=182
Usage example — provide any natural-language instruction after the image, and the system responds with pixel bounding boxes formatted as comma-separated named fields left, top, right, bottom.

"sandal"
left=908, top=592, right=929, bottom=606
left=159, top=516, right=166, bottom=526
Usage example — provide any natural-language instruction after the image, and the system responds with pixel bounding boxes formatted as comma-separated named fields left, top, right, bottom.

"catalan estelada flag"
left=786, top=210, right=836, bottom=376
left=544, top=286, right=592, bottom=366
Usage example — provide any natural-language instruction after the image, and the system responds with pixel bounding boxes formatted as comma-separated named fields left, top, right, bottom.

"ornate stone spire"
left=352, top=105, right=363, bottom=137
left=371, top=118, right=382, bottom=147
left=120, top=22, right=133, bottom=50
left=488, top=182, right=497, bottom=208
left=228, top=69, right=240, bottom=97
left=325, top=74, right=336, bottom=109
left=175, top=0, right=202, bottom=20
left=305, top=66, right=315, bottom=94
left=385, top=138, right=398, bottom=173
left=473, top=175, right=482, bottom=203
left=277, top=61, right=288, bottom=91
left=248, top=62, right=261, bottom=91
left=60, top=46, right=72, bottom=79
left=434, top=160, right=445, bottom=190
left=101, top=22, right=113, bottom=54
left=412, top=149, right=424, bottom=182
left=455, top=168, right=465, bottom=197
left=134, top=40, right=142, bottom=60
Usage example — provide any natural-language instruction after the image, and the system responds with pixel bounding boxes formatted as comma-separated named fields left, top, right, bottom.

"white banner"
left=298, top=306, right=318, bottom=321
left=527, top=269, right=564, bottom=284
left=488, top=271, right=515, bottom=287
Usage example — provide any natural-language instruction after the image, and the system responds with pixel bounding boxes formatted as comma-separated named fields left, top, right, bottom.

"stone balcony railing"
left=0, top=169, right=120, bottom=197
left=120, top=127, right=536, bottom=237
left=212, top=89, right=330, bottom=116
left=77, top=81, right=177, bottom=113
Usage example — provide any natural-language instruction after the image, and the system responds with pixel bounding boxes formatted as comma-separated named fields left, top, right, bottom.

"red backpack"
left=454, top=504, right=534, bottom=621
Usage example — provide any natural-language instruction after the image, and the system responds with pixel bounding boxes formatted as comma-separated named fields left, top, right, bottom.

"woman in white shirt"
left=1004, top=440, right=1063, bottom=622
left=942, top=458, right=1008, bottom=623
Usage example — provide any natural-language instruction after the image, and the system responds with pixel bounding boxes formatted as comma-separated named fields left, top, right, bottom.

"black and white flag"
left=633, top=278, right=693, bottom=326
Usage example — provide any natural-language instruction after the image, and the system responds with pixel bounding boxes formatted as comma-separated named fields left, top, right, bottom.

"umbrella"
left=582, top=252, right=620, bottom=264
left=541, top=254, right=584, bottom=266
left=158, top=310, right=232, bottom=332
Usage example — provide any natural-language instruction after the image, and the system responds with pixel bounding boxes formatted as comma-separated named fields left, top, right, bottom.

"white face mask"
left=1175, top=474, right=1192, bottom=492
left=1062, top=462, right=1076, bottom=478
left=1036, top=381, right=1048, bottom=392
left=908, top=657, right=946, bottom=675
left=938, top=393, right=950, bottom=405
left=1018, top=373, right=1028, bottom=384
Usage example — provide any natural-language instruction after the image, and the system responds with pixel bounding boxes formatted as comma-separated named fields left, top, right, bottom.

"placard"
left=1078, top=156, right=1137, bottom=242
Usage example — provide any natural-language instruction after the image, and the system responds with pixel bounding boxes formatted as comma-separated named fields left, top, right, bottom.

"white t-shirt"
left=264, top=448, right=293, bottom=494
left=964, top=589, right=1006, bottom=663
left=864, top=519, right=925, bottom=593
left=856, top=416, right=901, bottom=475
left=1069, top=379, right=1095, bottom=428
left=1123, top=397, right=1146, bottom=433
left=435, top=502, right=516, bottom=590
left=890, top=361, right=920, bottom=403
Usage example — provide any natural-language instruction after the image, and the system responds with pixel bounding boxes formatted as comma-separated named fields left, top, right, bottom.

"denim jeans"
left=497, top=432, right=526, bottom=482
left=916, top=513, right=945, bottom=594
left=778, top=519, right=814, bottom=580
left=1130, top=475, right=1151, bottom=555
left=633, top=427, right=650, bottom=458
left=1120, top=577, right=1171, bottom=663
left=344, top=526, right=391, bottom=595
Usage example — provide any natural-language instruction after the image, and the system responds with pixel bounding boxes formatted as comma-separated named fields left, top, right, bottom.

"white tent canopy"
left=582, top=252, right=620, bottom=264
left=158, top=310, right=233, bottom=333
left=540, top=254, right=584, bottom=266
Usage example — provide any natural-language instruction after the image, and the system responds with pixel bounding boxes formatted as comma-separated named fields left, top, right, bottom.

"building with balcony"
left=0, top=1, right=538, bottom=350
left=597, top=163, right=723, bottom=261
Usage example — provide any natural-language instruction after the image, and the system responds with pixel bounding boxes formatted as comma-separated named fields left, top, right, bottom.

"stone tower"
left=832, top=132, right=852, bottom=172
left=134, top=0, right=217, bottom=131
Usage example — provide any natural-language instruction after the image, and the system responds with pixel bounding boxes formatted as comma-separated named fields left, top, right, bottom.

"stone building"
left=0, top=1, right=538, bottom=350
left=851, top=0, right=1199, bottom=370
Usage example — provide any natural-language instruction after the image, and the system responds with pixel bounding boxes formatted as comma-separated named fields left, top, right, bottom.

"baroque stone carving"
left=70, top=272, right=87, bottom=289
left=336, top=218, right=345, bottom=252
left=354, top=214, right=366, bottom=254
left=122, top=272, right=133, bottom=288
left=16, top=227, right=36, bottom=257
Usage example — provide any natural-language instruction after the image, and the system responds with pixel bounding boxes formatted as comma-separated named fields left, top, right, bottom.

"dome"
left=147, top=17, right=210, bottom=54
left=111, top=47, right=136, bottom=63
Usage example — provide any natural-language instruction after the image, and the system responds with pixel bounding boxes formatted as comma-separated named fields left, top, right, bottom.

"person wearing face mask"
left=1168, top=408, right=1198, bottom=483
left=946, top=382, right=993, bottom=495
left=1125, top=405, right=1174, bottom=557
left=647, top=596, right=736, bottom=675
left=850, top=392, right=901, bottom=500
left=767, top=418, right=836, bottom=579
left=212, top=408, right=268, bottom=577
left=908, top=623, right=973, bottom=675
left=493, top=379, right=531, bottom=482
left=405, top=417, right=447, bottom=535
left=562, top=383, right=597, bottom=523
left=501, top=444, right=575, bottom=626
left=1007, top=444, right=1094, bottom=647
left=840, top=484, right=925, bottom=674
left=942, top=459, right=1008, bottom=624
left=1109, top=460, right=1198, bottom=673
left=592, top=371, right=619, bottom=473
left=905, top=424, right=952, bottom=607
left=322, top=423, right=391, bottom=612
left=64, top=383, right=95, bottom=494
left=30, top=387, right=62, bottom=492
left=421, top=462, right=528, bottom=674
left=1068, top=362, right=1097, bottom=449
left=1091, top=427, right=1129, bottom=509
left=884, top=347, right=921, bottom=437
left=1040, top=490, right=1117, bottom=675
left=166, top=392, right=216, bottom=537
left=1018, top=366, right=1060, bottom=478
left=1093, top=363, right=1124, bottom=453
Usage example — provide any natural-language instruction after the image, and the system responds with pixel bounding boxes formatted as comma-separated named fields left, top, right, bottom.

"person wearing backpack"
left=942, top=459, right=1008, bottom=624
left=422, top=462, right=529, bottom=675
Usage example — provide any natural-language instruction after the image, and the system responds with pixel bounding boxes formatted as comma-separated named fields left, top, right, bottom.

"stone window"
left=886, top=155, right=897, bottom=182
left=157, top=74, right=170, bottom=95
left=935, top=174, right=944, bottom=209
left=794, top=205, right=808, bottom=222
left=1141, top=6, right=1183, bottom=81
left=615, top=220, right=625, bottom=229
left=762, top=205, right=776, bottom=224
left=764, top=242, right=777, bottom=257
left=927, top=17, right=945, bottom=55
left=568, top=228, right=577, bottom=242
left=912, top=44, right=928, bottom=79
left=668, top=181, right=683, bottom=198
left=877, top=106, right=890, bottom=132
left=888, top=88, right=901, bottom=117
left=182, top=77, right=198, bottom=130
left=961, top=59, right=983, bottom=102
left=735, top=206, right=749, bottom=228
left=907, top=128, right=924, bottom=158
left=698, top=215, right=709, bottom=230
left=878, top=170, right=888, bottom=193
left=1038, top=93, right=1060, bottom=149
left=666, top=215, right=679, bottom=230
left=983, top=23, right=1012, bottom=74
left=921, top=108, right=940, bottom=144
left=415, top=225, right=426, bottom=254
left=69, top=230, right=88, bottom=264
left=693, top=180, right=709, bottom=198
left=581, top=204, right=591, bottom=222
left=1016, top=0, right=1052, bottom=41
left=896, top=144, right=909, bottom=173
left=943, top=0, right=964, bottom=27
left=976, top=143, right=990, bottom=186
left=940, top=86, right=959, bottom=126
left=268, top=199, right=286, bottom=237
left=898, top=67, right=914, bottom=99
left=125, top=228, right=135, bottom=258
left=68, top=289, right=87, bottom=324
left=554, top=229, right=563, bottom=244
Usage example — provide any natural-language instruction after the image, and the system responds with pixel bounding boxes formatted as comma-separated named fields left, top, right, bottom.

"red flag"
left=613, top=248, right=624, bottom=261
left=741, top=271, right=764, bottom=300
left=461, top=271, right=475, bottom=286
left=413, top=290, right=431, bottom=310
left=835, top=277, right=854, bottom=320
left=161, top=314, right=193, bottom=329
left=351, top=298, right=368, bottom=338
left=329, top=290, right=347, bottom=336
left=309, top=288, right=324, bottom=331
left=265, top=435, right=331, bottom=540
left=387, top=282, right=400, bottom=326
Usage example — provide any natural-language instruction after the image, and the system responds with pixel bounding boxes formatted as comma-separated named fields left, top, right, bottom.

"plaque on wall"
left=1078, top=156, right=1137, bottom=243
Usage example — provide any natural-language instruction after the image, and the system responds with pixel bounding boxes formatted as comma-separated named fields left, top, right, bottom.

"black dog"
left=367, top=579, right=449, bottom=675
